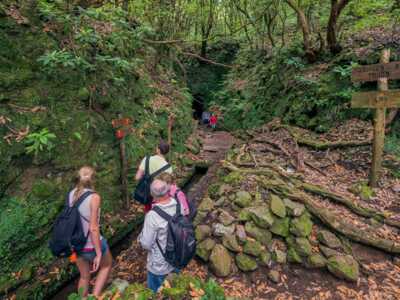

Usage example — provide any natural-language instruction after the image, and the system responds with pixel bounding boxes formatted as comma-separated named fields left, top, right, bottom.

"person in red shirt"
left=210, top=114, right=217, bottom=130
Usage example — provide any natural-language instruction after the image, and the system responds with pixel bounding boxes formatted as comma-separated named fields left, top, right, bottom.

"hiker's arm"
left=135, top=158, right=145, bottom=181
left=89, top=194, right=102, bottom=256
left=139, top=213, right=157, bottom=251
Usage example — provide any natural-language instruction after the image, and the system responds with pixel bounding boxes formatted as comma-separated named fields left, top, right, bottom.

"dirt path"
left=103, top=129, right=237, bottom=290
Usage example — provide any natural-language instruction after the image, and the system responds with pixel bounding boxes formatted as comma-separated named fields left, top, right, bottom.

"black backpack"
left=152, top=201, right=196, bottom=269
left=49, top=191, right=94, bottom=257
left=133, top=156, right=171, bottom=205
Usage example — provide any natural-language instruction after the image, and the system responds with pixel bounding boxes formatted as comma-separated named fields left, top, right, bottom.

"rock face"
left=243, top=240, right=263, bottom=257
left=290, top=214, right=313, bottom=237
left=270, top=217, right=290, bottom=237
left=235, top=253, right=258, bottom=272
left=213, top=223, right=235, bottom=237
left=209, top=244, right=233, bottom=277
left=222, top=234, right=241, bottom=252
left=244, top=222, right=272, bottom=246
left=318, top=230, right=342, bottom=249
left=270, top=194, right=286, bottom=218
left=327, top=255, right=359, bottom=282
left=248, top=206, right=275, bottom=229
left=195, top=225, right=211, bottom=242
left=196, top=238, right=216, bottom=261
left=234, top=191, right=252, bottom=207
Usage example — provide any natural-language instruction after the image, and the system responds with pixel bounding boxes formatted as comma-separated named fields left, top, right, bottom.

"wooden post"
left=118, top=114, right=129, bottom=208
left=370, top=49, right=390, bottom=187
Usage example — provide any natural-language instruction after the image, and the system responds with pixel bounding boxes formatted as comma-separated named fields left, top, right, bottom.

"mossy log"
left=261, top=181, right=400, bottom=254
left=273, top=124, right=372, bottom=150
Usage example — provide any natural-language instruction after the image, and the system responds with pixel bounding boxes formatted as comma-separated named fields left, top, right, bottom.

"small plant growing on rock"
left=25, top=128, right=56, bottom=158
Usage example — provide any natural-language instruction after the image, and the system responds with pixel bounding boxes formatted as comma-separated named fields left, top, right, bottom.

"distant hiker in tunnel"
left=138, top=179, right=181, bottom=293
left=70, top=167, right=112, bottom=298
left=134, top=140, right=173, bottom=213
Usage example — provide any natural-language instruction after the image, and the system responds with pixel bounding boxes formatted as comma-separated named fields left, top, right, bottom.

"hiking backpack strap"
left=73, top=191, right=95, bottom=224
left=152, top=206, right=173, bottom=257
left=150, top=163, right=171, bottom=179
left=144, top=155, right=150, bottom=178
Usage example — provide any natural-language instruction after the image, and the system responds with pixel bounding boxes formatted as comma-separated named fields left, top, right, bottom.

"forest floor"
left=56, top=122, right=400, bottom=300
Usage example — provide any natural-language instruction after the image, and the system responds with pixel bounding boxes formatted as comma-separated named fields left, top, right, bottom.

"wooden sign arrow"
left=352, top=61, right=400, bottom=82
left=351, top=90, right=400, bottom=108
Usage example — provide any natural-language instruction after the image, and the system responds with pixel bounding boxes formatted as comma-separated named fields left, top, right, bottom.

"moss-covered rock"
left=270, top=217, right=290, bottom=237
left=243, top=240, right=263, bottom=257
left=259, top=251, right=271, bottom=266
left=317, top=230, right=342, bottom=249
left=196, top=238, right=216, bottom=261
left=283, top=198, right=305, bottom=217
left=209, top=244, right=232, bottom=277
left=293, top=237, right=312, bottom=257
left=219, top=210, right=235, bottom=226
left=244, top=222, right=272, bottom=247
left=195, top=225, right=211, bottom=242
left=267, top=270, right=281, bottom=283
left=222, top=234, right=241, bottom=252
left=270, top=194, right=286, bottom=218
left=272, top=249, right=287, bottom=264
left=234, top=191, right=252, bottom=207
left=327, top=255, right=359, bottom=282
left=248, top=206, right=275, bottom=229
left=238, top=208, right=251, bottom=221
left=212, top=223, right=235, bottom=237
left=236, top=224, right=247, bottom=244
left=290, top=213, right=313, bottom=237
left=319, top=245, right=342, bottom=258
left=287, top=247, right=302, bottom=263
left=223, top=171, right=243, bottom=185
left=193, top=211, right=207, bottom=227
left=198, top=197, right=214, bottom=212
left=307, top=253, right=327, bottom=268
left=235, top=253, right=258, bottom=272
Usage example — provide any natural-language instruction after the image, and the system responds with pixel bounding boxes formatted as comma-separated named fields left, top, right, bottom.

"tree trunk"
left=285, top=0, right=316, bottom=62
left=327, top=0, right=351, bottom=54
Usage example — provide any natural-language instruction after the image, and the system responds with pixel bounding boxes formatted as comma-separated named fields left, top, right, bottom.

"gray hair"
left=150, top=179, right=170, bottom=198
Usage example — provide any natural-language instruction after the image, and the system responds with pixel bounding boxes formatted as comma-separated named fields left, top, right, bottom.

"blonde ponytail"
left=73, top=166, right=96, bottom=203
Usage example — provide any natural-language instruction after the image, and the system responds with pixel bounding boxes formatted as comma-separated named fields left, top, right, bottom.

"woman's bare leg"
left=76, top=257, right=91, bottom=297
left=92, top=249, right=113, bottom=297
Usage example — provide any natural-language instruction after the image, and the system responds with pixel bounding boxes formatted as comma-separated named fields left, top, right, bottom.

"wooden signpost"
left=351, top=49, right=400, bottom=187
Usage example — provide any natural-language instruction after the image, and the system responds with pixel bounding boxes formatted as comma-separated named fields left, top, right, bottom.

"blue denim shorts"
left=78, top=239, right=108, bottom=262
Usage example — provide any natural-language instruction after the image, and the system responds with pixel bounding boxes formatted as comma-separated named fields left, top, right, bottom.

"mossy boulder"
left=198, top=197, right=214, bottom=212
left=317, top=230, right=342, bottom=249
left=209, top=244, right=232, bottom=277
left=267, top=270, right=280, bottom=283
left=208, top=183, right=220, bottom=199
left=243, top=240, right=263, bottom=257
left=290, top=213, right=313, bottom=237
left=196, top=238, right=216, bottom=261
left=235, top=225, right=247, bottom=244
left=195, top=225, right=211, bottom=242
left=234, top=191, right=252, bottom=208
left=235, top=254, right=258, bottom=272
left=287, top=247, right=302, bottom=263
left=219, top=210, right=235, bottom=226
left=193, top=211, right=207, bottom=227
left=244, top=222, right=272, bottom=247
left=270, top=194, right=286, bottom=218
left=212, top=223, right=235, bottom=237
left=270, top=217, right=290, bottom=237
left=307, top=254, right=327, bottom=268
left=222, top=234, right=241, bottom=252
left=327, top=255, right=359, bottom=282
left=319, top=245, right=342, bottom=258
left=223, top=171, right=243, bottom=185
left=248, top=206, right=275, bottom=229
left=272, top=249, right=287, bottom=264
left=218, top=184, right=233, bottom=195
left=238, top=208, right=251, bottom=221
left=283, top=198, right=305, bottom=217
left=259, top=251, right=271, bottom=266
left=293, top=237, right=312, bottom=257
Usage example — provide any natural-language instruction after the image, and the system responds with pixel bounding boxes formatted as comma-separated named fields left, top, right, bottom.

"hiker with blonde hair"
left=68, top=166, right=112, bottom=297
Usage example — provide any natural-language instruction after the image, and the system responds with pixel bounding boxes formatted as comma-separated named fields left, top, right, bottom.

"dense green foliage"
left=0, top=2, right=193, bottom=296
